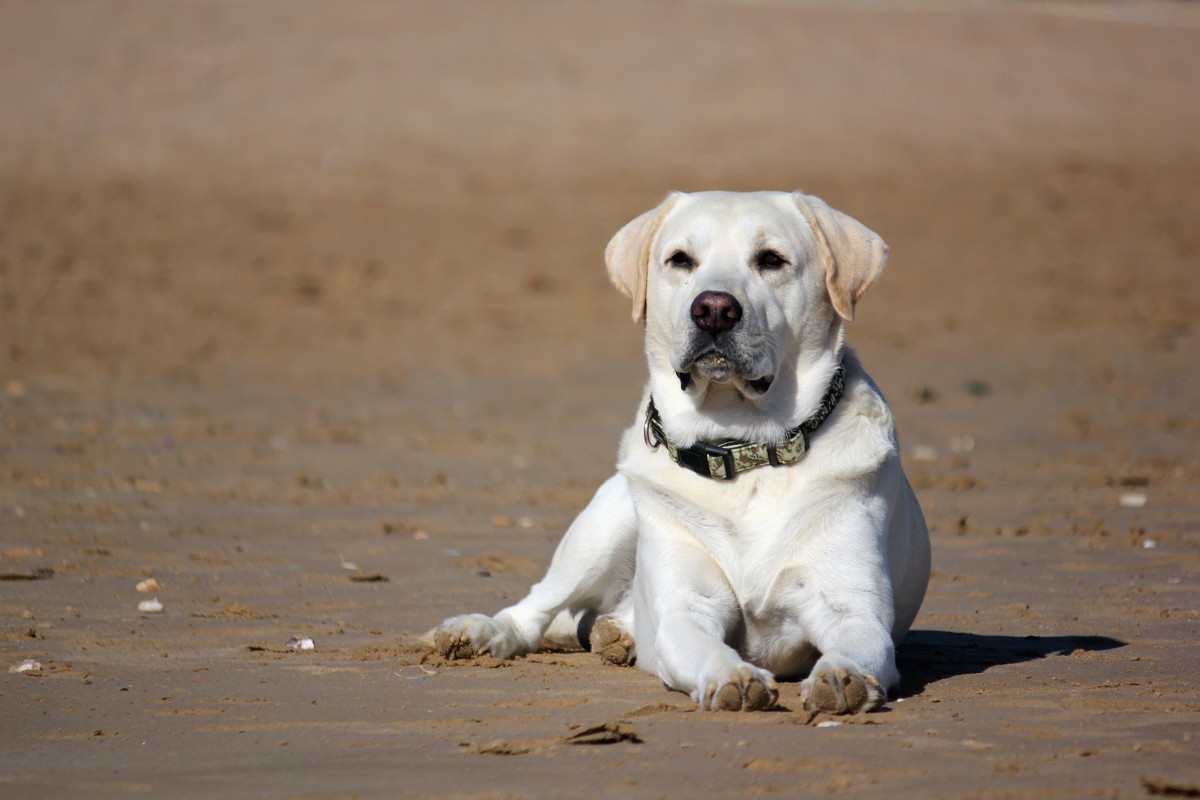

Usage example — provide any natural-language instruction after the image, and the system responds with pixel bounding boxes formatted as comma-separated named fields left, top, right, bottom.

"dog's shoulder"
left=834, top=350, right=896, bottom=438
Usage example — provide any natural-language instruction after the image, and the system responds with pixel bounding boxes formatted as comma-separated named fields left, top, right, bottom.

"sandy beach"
left=2, top=1, right=1198, bottom=797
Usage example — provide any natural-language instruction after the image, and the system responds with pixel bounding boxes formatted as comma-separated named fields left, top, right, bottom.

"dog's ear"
left=792, top=192, right=888, bottom=322
left=605, top=193, right=681, bottom=324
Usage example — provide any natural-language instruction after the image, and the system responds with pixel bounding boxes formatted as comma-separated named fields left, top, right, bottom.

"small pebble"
left=948, top=435, right=976, bottom=454
left=911, top=445, right=938, bottom=462
left=395, top=665, right=438, bottom=680
left=1120, top=492, right=1148, bottom=508
left=135, top=578, right=162, bottom=593
left=285, top=637, right=315, bottom=650
left=8, top=659, right=41, bottom=673
left=138, top=598, right=164, bottom=614
left=1142, top=539, right=1158, bottom=550
left=964, top=379, right=991, bottom=397
left=816, top=720, right=842, bottom=728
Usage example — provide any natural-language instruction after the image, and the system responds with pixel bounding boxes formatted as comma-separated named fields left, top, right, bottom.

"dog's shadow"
left=895, top=629, right=1126, bottom=697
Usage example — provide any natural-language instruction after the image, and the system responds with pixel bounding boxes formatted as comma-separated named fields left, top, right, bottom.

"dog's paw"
left=800, top=656, right=885, bottom=714
left=429, top=628, right=475, bottom=659
left=424, top=614, right=521, bottom=660
left=589, top=615, right=636, bottom=667
left=697, top=664, right=779, bottom=712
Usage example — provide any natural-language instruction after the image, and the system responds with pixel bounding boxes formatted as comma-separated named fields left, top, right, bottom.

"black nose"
left=690, top=291, right=742, bottom=334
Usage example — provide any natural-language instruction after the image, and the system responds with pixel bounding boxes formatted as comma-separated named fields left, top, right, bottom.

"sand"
left=1, top=1, right=1198, bottom=797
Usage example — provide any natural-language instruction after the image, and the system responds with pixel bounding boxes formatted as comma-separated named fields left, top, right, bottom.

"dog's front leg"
left=631, top=512, right=778, bottom=711
left=426, top=473, right=637, bottom=659
left=798, top=524, right=901, bottom=714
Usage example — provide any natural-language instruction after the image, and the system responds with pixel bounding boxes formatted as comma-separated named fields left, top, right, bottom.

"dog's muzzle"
left=676, top=290, right=775, bottom=394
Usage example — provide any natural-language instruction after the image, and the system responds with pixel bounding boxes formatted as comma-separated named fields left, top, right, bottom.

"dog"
left=426, top=191, right=930, bottom=713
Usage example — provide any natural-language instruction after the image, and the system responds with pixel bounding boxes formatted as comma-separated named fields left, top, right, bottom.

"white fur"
left=428, top=191, right=930, bottom=712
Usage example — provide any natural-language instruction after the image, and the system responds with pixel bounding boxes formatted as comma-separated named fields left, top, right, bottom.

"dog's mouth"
left=676, top=350, right=774, bottom=396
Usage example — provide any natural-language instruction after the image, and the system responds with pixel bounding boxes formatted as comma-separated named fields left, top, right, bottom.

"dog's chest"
left=644, top=467, right=823, bottom=589
left=681, top=507, right=826, bottom=672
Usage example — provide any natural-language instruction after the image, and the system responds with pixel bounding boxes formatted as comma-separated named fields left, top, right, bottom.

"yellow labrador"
left=427, top=191, right=930, bottom=713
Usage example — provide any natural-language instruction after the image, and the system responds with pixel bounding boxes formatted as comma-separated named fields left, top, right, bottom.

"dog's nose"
left=690, top=291, right=742, bottom=334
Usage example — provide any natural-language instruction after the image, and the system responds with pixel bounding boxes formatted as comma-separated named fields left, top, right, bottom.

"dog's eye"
left=667, top=251, right=695, bottom=270
left=756, top=250, right=787, bottom=270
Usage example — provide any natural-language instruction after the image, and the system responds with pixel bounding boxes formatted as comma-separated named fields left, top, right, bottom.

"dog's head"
left=606, top=191, right=886, bottom=435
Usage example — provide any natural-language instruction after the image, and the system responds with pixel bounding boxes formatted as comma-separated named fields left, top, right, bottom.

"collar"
left=642, top=361, right=846, bottom=481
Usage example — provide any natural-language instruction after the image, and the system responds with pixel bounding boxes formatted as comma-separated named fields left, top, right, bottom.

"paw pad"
left=589, top=617, right=636, bottom=667
left=804, top=667, right=882, bottom=714
left=703, top=670, right=778, bottom=712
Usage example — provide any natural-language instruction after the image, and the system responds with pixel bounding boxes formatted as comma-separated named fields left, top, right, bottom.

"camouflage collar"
left=643, top=362, right=846, bottom=481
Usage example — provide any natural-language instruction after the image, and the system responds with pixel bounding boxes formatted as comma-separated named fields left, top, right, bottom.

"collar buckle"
left=676, top=441, right=736, bottom=481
